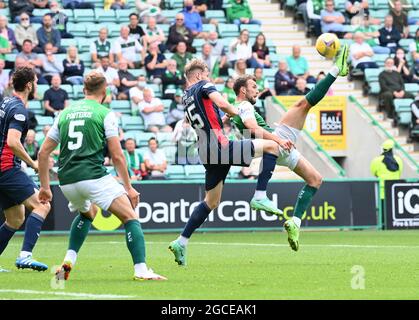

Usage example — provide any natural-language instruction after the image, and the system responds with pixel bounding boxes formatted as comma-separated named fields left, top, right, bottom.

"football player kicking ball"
left=169, top=59, right=293, bottom=266
left=231, top=44, right=349, bottom=251
left=38, top=71, right=166, bottom=281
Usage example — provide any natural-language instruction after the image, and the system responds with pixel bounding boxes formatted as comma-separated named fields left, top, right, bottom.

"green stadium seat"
left=116, top=9, right=135, bottom=23
left=334, top=0, right=346, bottom=10
left=202, top=24, right=216, bottom=33
left=405, top=83, right=419, bottom=94
left=399, top=38, right=414, bottom=51
left=123, top=130, right=142, bottom=145
left=79, top=52, right=92, bottom=67
left=73, top=9, right=95, bottom=23
left=110, top=100, right=132, bottom=115
left=137, top=132, right=156, bottom=146
left=371, top=0, right=389, bottom=10
left=374, top=55, right=388, bottom=67
left=32, top=9, right=49, bottom=17
left=218, top=23, right=239, bottom=38
left=63, top=9, right=75, bottom=23
left=121, top=116, right=145, bottom=131
left=130, top=69, right=146, bottom=77
left=36, top=116, right=54, bottom=131
left=85, top=23, right=104, bottom=38
left=163, top=146, right=177, bottom=164
left=25, top=168, right=39, bottom=183
left=166, top=165, right=186, bottom=179
left=408, top=9, right=419, bottom=20
left=107, top=23, right=121, bottom=37
left=94, top=8, right=117, bottom=23
left=394, top=98, right=414, bottom=125
left=369, top=9, right=388, bottom=19
left=61, top=84, right=74, bottom=99
left=147, top=83, right=162, bottom=97
left=67, top=23, right=87, bottom=37
left=228, top=166, right=242, bottom=179
left=240, top=24, right=261, bottom=37
left=369, top=81, right=380, bottom=95
left=28, top=100, right=43, bottom=115
left=161, top=99, right=172, bottom=113
left=161, top=10, right=179, bottom=22
left=77, top=37, right=92, bottom=53
left=205, top=10, right=227, bottom=23
left=364, top=68, right=382, bottom=82
left=184, top=165, right=206, bottom=179
left=36, top=84, right=50, bottom=100
left=61, top=38, right=78, bottom=50
left=157, top=132, right=174, bottom=145
left=73, top=84, right=85, bottom=99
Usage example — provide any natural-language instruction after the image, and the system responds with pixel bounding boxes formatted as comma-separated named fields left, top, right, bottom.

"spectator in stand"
left=409, top=28, right=419, bottom=62
left=286, top=44, right=316, bottom=84
left=48, top=156, right=59, bottom=181
left=167, top=13, right=195, bottom=53
left=0, top=59, right=8, bottom=96
left=181, top=0, right=208, bottom=40
left=0, top=30, right=11, bottom=67
left=41, top=42, right=64, bottom=83
left=63, top=46, right=85, bottom=85
left=24, top=129, right=39, bottom=161
left=136, top=0, right=166, bottom=24
left=123, top=138, right=146, bottom=181
left=138, top=88, right=173, bottom=133
left=144, top=16, right=166, bottom=52
left=17, top=39, right=48, bottom=84
left=90, top=27, right=114, bottom=69
left=14, top=12, right=39, bottom=51
left=172, top=41, right=195, bottom=75
left=195, top=0, right=222, bottom=10
left=321, top=0, right=345, bottom=36
left=129, top=79, right=147, bottom=114
left=43, top=74, right=69, bottom=117
left=251, top=33, right=271, bottom=69
left=128, top=13, right=146, bottom=46
left=172, top=118, right=199, bottom=165
left=167, top=89, right=187, bottom=128
left=306, top=0, right=325, bottom=37
left=390, top=0, right=409, bottom=39
left=254, top=67, right=272, bottom=100
left=317, top=71, right=334, bottom=95
left=162, top=59, right=185, bottom=98
left=0, top=0, right=5, bottom=8
left=117, top=58, right=142, bottom=100
left=379, top=57, right=414, bottom=118
left=289, top=77, right=310, bottom=95
left=37, top=14, right=65, bottom=54
left=222, top=77, right=236, bottom=104
left=228, top=29, right=257, bottom=68
left=145, top=41, right=167, bottom=84
left=349, top=32, right=379, bottom=71
left=378, top=15, right=401, bottom=54
left=208, top=31, right=228, bottom=76
left=345, top=0, right=369, bottom=22
left=105, top=0, right=128, bottom=9
left=62, top=0, right=95, bottom=9
left=226, top=0, right=261, bottom=26
left=0, top=15, right=16, bottom=51
left=192, top=0, right=218, bottom=25
left=200, top=43, right=224, bottom=84
left=113, top=25, right=145, bottom=69
left=96, top=56, right=120, bottom=97
left=49, top=1, right=74, bottom=39
left=346, top=15, right=389, bottom=54
left=30, top=0, right=49, bottom=8
left=275, top=60, right=297, bottom=95
left=9, top=0, right=42, bottom=24
left=143, top=137, right=167, bottom=179
left=394, top=48, right=412, bottom=83
left=231, top=59, right=247, bottom=79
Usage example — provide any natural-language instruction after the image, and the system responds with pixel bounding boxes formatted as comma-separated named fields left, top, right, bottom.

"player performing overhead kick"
left=38, top=71, right=166, bottom=281
left=169, top=59, right=294, bottom=266
left=0, top=67, right=51, bottom=273
left=231, top=45, right=349, bottom=252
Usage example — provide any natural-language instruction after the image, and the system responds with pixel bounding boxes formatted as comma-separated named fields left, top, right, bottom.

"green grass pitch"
left=0, top=230, right=418, bottom=300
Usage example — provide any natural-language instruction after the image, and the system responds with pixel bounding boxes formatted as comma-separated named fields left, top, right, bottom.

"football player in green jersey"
left=37, top=71, right=166, bottom=281
left=231, top=45, right=349, bottom=251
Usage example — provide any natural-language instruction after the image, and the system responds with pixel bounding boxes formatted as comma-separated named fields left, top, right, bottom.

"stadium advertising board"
left=276, top=96, right=347, bottom=152
left=45, top=180, right=378, bottom=231
left=385, top=180, right=419, bottom=229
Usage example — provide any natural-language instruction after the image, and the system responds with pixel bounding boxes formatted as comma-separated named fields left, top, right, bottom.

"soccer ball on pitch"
left=315, top=33, right=341, bottom=59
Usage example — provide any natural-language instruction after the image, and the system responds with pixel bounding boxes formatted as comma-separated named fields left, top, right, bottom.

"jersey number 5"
left=185, top=103, right=204, bottom=129
left=68, top=120, right=85, bottom=150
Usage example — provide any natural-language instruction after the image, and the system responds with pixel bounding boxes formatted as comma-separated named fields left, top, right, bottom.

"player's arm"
left=105, top=112, right=139, bottom=209
left=7, top=129, right=38, bottom=169
left=38, top=137, right=58, bottom=203
left=208, top=91, right=238, bottom=117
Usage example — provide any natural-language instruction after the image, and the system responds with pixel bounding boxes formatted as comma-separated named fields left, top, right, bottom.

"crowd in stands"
left=0, top=0, right=416, bottom=181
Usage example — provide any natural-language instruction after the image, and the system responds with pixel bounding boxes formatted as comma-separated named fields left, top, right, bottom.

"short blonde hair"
left=184, top=59, right=208, bottom=79
left=84, top=71, right=106, bottom=95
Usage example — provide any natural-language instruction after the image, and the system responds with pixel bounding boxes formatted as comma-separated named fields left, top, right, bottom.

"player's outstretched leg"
left=169, top=179, right=224, bottom=266
left=56, top=210, right=93, bottom=281
left=250, top=139, right=281, bottom=216
left=15, top=192, right=50, bottom=272
left=284, top=157, right=322, bottom=251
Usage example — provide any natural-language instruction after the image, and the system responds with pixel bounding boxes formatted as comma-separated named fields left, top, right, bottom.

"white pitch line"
left=0, top=289, right=135, bottom=299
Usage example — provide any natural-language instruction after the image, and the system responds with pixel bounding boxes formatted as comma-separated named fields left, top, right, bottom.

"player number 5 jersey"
left=48, top=99, right=119, bottom=185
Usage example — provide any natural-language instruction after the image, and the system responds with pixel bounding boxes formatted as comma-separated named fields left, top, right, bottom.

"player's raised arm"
left=208, top=91, right=238, bottom=117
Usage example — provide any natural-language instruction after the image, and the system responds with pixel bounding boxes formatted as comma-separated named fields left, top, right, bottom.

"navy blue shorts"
left=0, top=167, right=38, bottom=210
left=202, top=139, right=254, bottom=191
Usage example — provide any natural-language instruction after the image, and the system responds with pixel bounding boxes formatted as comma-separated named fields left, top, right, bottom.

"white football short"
left=274, top=124, right=301, bottom=170
left=60, top=174, right=127, bottom=213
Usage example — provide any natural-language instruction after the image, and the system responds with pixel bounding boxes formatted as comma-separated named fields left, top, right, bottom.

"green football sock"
left=305, top=73, right=336, bottom=107
left=293, top=185, right=318, bottom=219
left=68, top=213, right=92, bottom=253
left=124, top=219, right=146, bottom=264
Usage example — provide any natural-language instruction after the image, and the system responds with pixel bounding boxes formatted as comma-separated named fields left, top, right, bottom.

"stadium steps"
left=249, top=0, right=418, bottom=173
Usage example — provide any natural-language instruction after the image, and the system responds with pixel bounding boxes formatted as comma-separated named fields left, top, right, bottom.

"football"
left=315, top=33, right=341, bottom=59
